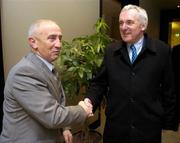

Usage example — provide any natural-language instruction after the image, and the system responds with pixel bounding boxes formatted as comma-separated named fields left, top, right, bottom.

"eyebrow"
left=47, top=34, right=62, bottom=40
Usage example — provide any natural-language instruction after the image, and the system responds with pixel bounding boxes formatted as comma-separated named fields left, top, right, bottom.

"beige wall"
left=2, top=0, right=99, bottom=79
left=102, top=0, right=121, bottom=40
left=140, top=0, right=160, bottom=39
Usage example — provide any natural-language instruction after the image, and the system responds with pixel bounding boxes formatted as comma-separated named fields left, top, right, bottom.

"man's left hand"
left=63, top=130, right=72, bottom=143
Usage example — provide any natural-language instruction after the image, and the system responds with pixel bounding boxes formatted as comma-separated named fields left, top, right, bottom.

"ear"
left=28, top=37, right=37, bottom=50
left=141, top=24, right=147, bottom=31
left=141, top=26, right=146, bottom=31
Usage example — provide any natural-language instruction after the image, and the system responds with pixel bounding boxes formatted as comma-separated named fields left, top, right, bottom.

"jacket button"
left=131, top=124, right=135, bottom=129
left=130, top=122, right=135, bottom=129
left=130, top=97, right=135, bottom=102
left=131, top=72, right=136, bottom=76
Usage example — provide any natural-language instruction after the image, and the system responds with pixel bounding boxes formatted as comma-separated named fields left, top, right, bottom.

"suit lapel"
left=113, top=42, right=131, bottom=65
left=26, top=52, right=61, bottom=101
left=137, top=35, right=157, bottom=60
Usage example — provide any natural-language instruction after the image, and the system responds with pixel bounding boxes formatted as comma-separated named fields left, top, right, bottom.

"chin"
left=51, top=56, right=58, bottom=61
left=121, top=36, right=131, bottom=42
left=54, top=56, right=59, bottom=60
left=122, top=39, right=133, bottom=44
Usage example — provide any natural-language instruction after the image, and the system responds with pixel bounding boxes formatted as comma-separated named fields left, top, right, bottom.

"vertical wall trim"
left=0, top=0, right=5, bottom=132
left=100, top=0, right=102, bottom=17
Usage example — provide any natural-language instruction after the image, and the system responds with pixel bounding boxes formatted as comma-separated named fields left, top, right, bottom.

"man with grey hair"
left=0, top=19, right=93, bottom=143
left=85, top=4, right=176, bottom=143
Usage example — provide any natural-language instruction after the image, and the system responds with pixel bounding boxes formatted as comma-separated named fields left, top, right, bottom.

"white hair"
left=28, top=19, right=59, bottom=37
left=121, top=4, right=148, bottom=30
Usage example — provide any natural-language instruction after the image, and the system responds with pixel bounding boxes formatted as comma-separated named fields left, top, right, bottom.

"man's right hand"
left=78, top=100, right=93, bottom=117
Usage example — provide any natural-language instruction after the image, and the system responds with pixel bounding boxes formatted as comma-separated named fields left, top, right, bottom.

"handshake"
left=78, top=98, right=93, bottom=117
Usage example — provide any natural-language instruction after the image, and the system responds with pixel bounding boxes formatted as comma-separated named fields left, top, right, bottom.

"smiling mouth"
left=122, top=33, right=132, bottom=37
left=53, top=51, right=60, bottom=55
left=122, top=34, right=129, bottom=37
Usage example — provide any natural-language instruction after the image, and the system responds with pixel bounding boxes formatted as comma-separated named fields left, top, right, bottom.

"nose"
left=120, top=23, right=127, bottom=30
left=55, top=39, right=61, bottom=48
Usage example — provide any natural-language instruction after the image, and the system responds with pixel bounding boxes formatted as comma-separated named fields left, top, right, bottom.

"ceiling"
left=115, top=0, right=180, bottom=10
left=156, top=0, right=180, bottom=10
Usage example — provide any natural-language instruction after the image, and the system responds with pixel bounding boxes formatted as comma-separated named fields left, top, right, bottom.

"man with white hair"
left=85, top=4, right=176, bottom=143
left=0, top=19, right=93, bottom=143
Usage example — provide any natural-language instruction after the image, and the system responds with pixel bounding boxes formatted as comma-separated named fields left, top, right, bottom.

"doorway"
left=160, top=9, right=180, bottom=47
left=168, top=21, right=180, bottom=47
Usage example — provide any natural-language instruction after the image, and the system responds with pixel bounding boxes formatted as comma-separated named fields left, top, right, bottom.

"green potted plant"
left=55, top=18, right=111, bottom=101
left=54, top=17, right=112, bottom=142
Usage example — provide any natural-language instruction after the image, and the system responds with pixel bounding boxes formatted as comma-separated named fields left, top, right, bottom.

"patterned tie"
left=130, top=45, right=137, bottom=63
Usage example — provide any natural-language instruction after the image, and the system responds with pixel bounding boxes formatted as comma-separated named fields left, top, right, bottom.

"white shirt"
left=127, top=37, right=144, bottom=62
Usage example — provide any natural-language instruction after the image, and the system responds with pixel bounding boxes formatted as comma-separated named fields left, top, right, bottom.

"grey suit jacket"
left=0, top=52, right=86, bottom=143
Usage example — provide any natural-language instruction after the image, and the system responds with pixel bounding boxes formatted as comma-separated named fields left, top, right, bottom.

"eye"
left=48, top=35, right=58, bottom=42
left=126, top=20, right=134, bottom=26
left=119, top=21, right=124, bottom=27
left=58, top=35, right=62, bottom=42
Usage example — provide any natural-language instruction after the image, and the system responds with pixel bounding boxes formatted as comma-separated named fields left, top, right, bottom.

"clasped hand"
left=78, top=98, right=93, bottom=117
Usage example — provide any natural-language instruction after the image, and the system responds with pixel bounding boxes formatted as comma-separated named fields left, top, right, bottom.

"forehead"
left=119, top=9, right=139, bottom=21
left=37, top=22, right=62, bottom=36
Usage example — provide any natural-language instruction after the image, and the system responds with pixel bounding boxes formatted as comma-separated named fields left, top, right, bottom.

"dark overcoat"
left=172, top=44, right=180, bottom=122
left=86, top=34, right=176, bottom=143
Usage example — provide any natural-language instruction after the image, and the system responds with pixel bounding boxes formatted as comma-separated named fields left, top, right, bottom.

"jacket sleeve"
left=11, top=67, right=87, bottom=129
left=86, top=49, right=108, bottom=112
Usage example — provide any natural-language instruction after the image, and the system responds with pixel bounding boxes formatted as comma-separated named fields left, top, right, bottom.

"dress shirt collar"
left=127, top=36, right=144, bottom=55
left=36, top=55, right=54, bottom=72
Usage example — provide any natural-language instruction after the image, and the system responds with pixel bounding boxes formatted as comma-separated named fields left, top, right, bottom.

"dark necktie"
left=52, top=68, right=59, bottom=80
left=52, top=68, right=65, bottom=103
left=130, top=45, right=137, bottom=63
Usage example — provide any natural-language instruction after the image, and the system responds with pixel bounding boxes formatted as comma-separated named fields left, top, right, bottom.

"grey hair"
left=121, top=4, right=148, bottom=30
left=28, top=19, right=59, bottom=37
